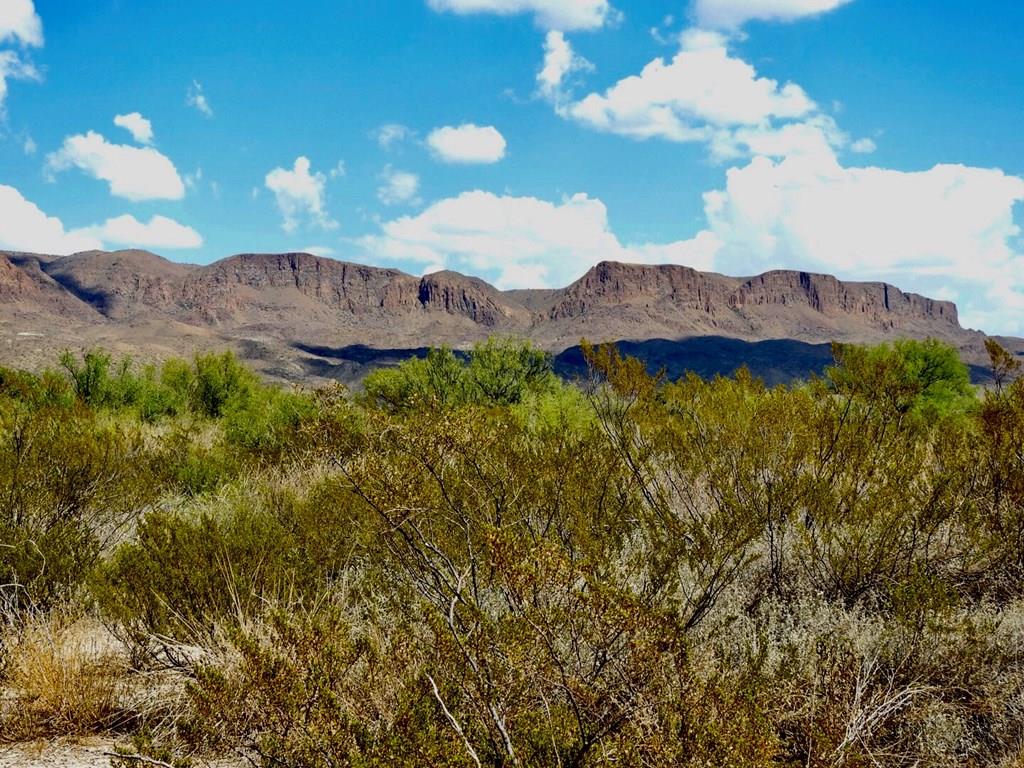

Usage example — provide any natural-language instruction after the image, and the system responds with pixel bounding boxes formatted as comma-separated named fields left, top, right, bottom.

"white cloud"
left=426, top=0, right=615, bottom=31
left=22, top=135, right=35, bottom=155
left=537, top=30, right=592, bottom=103
left=186, top=80, right=213, bottom=117
left=0, top=185, right=102, bottom=254
left=0, top=0, right=43, bottom=47
left=0, top=50, right=40, bottom=115
left=373, top=123, right=413, bottom=149
left=714, top=115, right=846, bottom=162
left=329, top=160, right=346, bottom=179
left=562, top=30, right=815, bottom=144
left=82, top=214, right=203, bottom=249
left=264, top=156, right=338, bottom=233
left=0, top=185, right=202, bottom=254
left=377, top=166, right=421, bottom=206
left=184, top=167, right=203, bottom=191
left=850, top=137, right=877, bottom=154
left=359, top=189, right=720, bottom=289
left=694, top=0, right=855, bottom=29
left=113, top=112, right=154, bottom=144
left=45, top=131, right=186, bottom=201
left=702, top=142, right=1024, bottom=333
left=427, top=123, right=507, bottom=164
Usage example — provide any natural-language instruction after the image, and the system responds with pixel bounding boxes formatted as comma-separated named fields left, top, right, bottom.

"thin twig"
left=103, top=753, right=176, bottom=768
left=428, top=673, right=482, bottom=768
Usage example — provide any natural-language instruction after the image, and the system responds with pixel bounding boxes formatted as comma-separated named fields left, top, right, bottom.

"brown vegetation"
left=1, top=337, right=1023, bottom=766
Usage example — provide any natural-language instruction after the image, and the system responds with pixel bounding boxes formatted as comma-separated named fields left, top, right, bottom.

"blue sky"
left=1, top=0, right=1022, bottom=332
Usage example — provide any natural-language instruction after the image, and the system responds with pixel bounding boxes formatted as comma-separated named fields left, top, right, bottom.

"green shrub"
left=363, top=338, right=560, bottom=412
left=0, top=366, right=74, bottom=409
left=179, top=609, right=445, bottom=768
left=828, top=338, right=977, bottom=419
left=222, top=386, right=317, bottom=455
left=93, top=478, right=362, bottom=648
left=190, top=351, right=258, bottom=418
left=0, top=403, right=160, bottom=615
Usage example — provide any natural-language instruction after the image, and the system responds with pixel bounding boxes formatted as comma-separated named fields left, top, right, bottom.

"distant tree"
left=828, top=338, right=976, bottom=419
left=363, top=337, right=556, bottom=411
left=465, top=337, right=554, bottom=405
left=60, top=348, right=114, bottom=406
left=985, top=338, right=1022, bottom=391
left=190, top=351, right=258, bottom=418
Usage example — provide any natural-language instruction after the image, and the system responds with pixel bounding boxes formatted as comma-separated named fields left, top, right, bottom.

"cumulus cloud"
left=0, top=185, right=103, bottom=254
left=359, top=190, right=720, bottom=288
left=562, top=29, right=815, bottom=144
left=694, top=0, right=855, bottom=29
left=373, top=123, right=413, bottom=150
left=113, top=112, right=154, bottom=145
left=45, top=131, right=185, bottom=201
left=427, top=123, right=507, bottom=164
left=701, top=141, right=1024, bottom=332
left=537, top=30, right=592, bottom=103
left=0, top=0, right=43, bottom=47
left=264, top=156, right=338, bottom=233
left=79, top=214, right=203, bottom=249
left=850, top=137, right=877, bottom=154
left=426, top=0, right=615, bottom=31
left=0, top=50, right=40, bottom=115
left=0, top=186, right=203, bottom=253
left=377, top=166, right=421, bottom=206
left=186, top=80, right=213, bottom=117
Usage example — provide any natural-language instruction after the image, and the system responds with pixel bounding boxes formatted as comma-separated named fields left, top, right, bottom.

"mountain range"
left=1, top=248, right=1020, bottom=385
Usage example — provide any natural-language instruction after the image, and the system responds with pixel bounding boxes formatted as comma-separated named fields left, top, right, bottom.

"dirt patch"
left=0, top=738, right=116, bottom=768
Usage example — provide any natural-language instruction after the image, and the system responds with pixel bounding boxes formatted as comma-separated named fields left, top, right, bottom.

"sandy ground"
left=0, top=739, right=117, bottom=768
left=0, top=740, right=244, bottom=767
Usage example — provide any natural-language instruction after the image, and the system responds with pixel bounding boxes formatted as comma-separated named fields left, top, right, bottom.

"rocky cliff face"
left=548, top=261, right=959, bottom=331
left=418, top=271, right=529, bottom=327
left=732, top=271, right=959, bottom=327
left=0, top=249, right=1004, bottom=379
left=547, top=262, right=734, bottom=320
left=176, top=253, right=422, bottom=321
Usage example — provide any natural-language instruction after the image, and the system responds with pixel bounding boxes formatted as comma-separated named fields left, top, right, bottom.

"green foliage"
left=363, top=338, right=558, bottom=411
left=828, top=338, right=976, bottom=419
left=986, top=337, right=1023, bottom=390
left=190, top=351, right=258, bottom=418
left=92, top=476, right=360, bottom=648
left=222, top=386, right=317, bottom=455
left=180, top=609, right=447, bottom=768
left=0, top=402, right=161, bottom=615
left=0, top=366, right=73, bottom=410
left=15, top=338, right=1024, bottom=766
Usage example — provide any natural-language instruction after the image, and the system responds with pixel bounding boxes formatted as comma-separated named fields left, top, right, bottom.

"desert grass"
left=0, top=611, right=187, bottom=744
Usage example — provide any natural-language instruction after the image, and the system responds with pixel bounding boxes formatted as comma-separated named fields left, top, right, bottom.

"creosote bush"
left=3, top=337, right=1024, bottom=766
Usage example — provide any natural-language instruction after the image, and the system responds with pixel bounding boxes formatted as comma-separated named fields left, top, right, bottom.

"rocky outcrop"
left=547, top=261, right=959, bottom=336
left=40, top=249, right=194, bottom=318
left=548, top=261, right=735, bottom=320
left=0, top=249, right=1002, bottom=367
left=176, top=253, right=422, bottom=320
left=417, top=271, right=528, bottom=327
left=731, top=271, right=959, bottom=327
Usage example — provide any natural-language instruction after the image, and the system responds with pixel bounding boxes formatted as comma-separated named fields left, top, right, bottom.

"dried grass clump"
left=0, top=612, right=182, bottom=743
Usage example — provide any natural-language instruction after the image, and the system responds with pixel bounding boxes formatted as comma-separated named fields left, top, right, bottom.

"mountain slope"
left=0, top=249, right=1017, bottom=384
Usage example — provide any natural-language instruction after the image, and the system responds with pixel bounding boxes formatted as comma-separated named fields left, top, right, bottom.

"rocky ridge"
left=0, top=248, right=1013, bottom=384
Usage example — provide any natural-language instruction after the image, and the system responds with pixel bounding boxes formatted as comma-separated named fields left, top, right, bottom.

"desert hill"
left=0, top=248, right=1017, bottom=384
